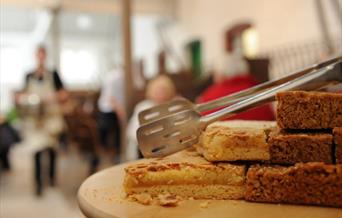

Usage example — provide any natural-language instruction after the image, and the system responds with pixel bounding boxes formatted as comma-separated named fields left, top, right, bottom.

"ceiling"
left=0, top=6, right=37, bottom=33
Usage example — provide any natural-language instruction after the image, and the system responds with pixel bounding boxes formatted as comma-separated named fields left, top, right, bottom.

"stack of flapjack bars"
left=124, top=91, right=342, bottom=207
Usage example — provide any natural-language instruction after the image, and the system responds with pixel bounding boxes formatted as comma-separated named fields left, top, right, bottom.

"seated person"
left=0, top=115, right=21, bottom=172
left=126, top=75, right=177, bottom=160
left=197, top=57, right=274, bottom=121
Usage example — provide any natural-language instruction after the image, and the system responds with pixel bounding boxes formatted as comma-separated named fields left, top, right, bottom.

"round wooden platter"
left=78, top=160, right=342, bottom=218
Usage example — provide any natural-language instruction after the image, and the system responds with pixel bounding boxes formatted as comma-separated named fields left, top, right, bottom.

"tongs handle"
left=200, top=60, right=342, bottom=125
left=197, top=56, right=342, bottom=113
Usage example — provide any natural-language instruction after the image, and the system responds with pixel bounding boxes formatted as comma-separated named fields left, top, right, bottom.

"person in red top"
left=197, top=72, right=275, bottom=120
left=198, top=22, right=275, bottom=120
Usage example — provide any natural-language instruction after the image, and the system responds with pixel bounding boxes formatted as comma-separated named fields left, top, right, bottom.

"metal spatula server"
left=137, top=57, right=342, bottom=158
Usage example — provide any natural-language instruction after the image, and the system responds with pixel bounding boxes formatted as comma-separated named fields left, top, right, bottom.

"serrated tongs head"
left=137, top=110, right=202, bottom=157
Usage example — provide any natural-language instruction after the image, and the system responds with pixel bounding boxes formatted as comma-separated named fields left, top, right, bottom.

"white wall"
left=132, top=15, right=185, bottom=78
left=132, top=15, right=161, bottom=78
left=176, top=0, right=342, bottom=72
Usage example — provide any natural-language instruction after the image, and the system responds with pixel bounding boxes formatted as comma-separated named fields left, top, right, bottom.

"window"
left=0, top=46, right=25, bottom=113
left=60, top=48, right=98, bottom=86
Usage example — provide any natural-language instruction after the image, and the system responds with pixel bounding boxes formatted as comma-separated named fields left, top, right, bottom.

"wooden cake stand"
left=78, top=160, right=342, bottom=218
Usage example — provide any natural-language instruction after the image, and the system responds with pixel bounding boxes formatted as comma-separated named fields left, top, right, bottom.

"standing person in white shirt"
left=97, top=67, right=125, bottom=163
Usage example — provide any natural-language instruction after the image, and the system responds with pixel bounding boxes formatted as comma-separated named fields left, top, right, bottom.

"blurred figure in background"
left=126, top=75, right=177, bottom=160
left=97, top=67, right=125, bottom=164
left=197, top=26, right=274, bottom=121
left=197, top=60, right=274, bottom=120
left=19, top=45, right=67, bottom=196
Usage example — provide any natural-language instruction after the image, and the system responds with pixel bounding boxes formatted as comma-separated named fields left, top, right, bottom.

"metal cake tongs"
left=138, top=57, right=341, bottom=125
left=137, top=56, right=342, bottom=158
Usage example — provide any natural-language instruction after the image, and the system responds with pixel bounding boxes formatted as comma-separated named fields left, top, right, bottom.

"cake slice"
left=245, top=163, right=342, bottom=207
left=276, top=91, right=342, bottom=129
left=334, top=127, right=342, bottom=163
left=124, top=149, right=246, bottom=201
left=196, top=120, right=276, bottom=162
left=269, top=129, right=333, bottom=164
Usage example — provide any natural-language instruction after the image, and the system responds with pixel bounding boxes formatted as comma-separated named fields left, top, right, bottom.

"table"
left=78, top=161, right=342, bottom=218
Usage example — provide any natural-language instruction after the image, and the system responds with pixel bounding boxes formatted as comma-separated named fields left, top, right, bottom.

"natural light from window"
left=60, top=49, right=98, bottom=86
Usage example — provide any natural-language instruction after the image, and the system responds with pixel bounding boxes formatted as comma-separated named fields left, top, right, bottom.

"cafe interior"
left=0, top=0, right=342, bottom=217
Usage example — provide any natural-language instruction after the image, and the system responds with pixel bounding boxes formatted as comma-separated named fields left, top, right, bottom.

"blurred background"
left=0, top=0, right=341, bottom=217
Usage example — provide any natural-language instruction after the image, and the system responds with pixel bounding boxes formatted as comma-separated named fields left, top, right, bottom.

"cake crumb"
left=200, top=201, right=210, bottom=208
left=157, top=193, right=181, bottom=207
left=130, top=193, right=153, bottom=205
left=127, top=193, right=183, bottom=207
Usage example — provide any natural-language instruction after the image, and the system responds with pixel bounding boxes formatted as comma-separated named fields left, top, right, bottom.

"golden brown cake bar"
left=269, top=129, right=333, bottom=164
left=196, top=121, right=276, bottom=162
left=334, top=127, right=342, bottom=163
left=245, top=163, right=342, bottom=207
left=124, top=149, right=246, bottom=200
left=276, top=91, right=342, bottom=129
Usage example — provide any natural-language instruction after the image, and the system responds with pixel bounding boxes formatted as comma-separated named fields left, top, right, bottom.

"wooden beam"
left=122, top=0, right=134, bottom=116
left=1, top=0, right=175, bottom=15
left=61, top=0, right=120, bottom=14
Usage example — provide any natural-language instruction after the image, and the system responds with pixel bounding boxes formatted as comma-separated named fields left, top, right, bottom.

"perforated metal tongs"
left=137, top=56, right=342, bottom=158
